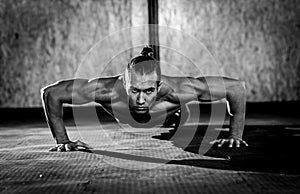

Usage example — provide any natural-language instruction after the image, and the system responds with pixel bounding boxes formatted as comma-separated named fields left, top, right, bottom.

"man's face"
left=127, top=70, right=160, bottom=114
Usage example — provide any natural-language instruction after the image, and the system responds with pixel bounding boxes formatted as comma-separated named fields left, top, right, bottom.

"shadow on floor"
left=153, top=125, right=300, bottom=174
left=87, top=125, right=300, bottom=174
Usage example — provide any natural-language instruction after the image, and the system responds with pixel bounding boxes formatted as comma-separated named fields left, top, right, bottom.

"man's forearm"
left=229, top=112, right=245, bottom=138
left=42, top=89, right=70, bottom=144
left=227, top=82, right=246, bottom=139
left=47, top=111, right=70, bottom=144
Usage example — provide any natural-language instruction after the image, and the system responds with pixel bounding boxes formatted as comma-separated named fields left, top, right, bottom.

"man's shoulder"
left=82, top=74, right=125, bottom=99
left=89, top=74, right=122, bottom=82
left=161, top=74, right=202, bottom=87
left=88, top=74, right=123, bottom=87
left=59, top=74, right=123, bottom=94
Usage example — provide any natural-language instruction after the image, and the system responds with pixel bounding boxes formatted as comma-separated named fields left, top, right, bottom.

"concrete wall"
left=159, top=0, right=300, bottom=101
left=0, top=0, right=148, bottom=107
left=0, top=0, right=299, bottom=107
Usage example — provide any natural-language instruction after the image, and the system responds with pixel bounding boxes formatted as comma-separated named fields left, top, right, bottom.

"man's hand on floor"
left=210, top=137, right=248, bottom=148
left=49, top=140, right=93, bottom=152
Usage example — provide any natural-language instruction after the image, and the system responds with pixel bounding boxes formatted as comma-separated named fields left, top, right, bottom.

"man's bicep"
left=195, top=77, right=229, bottom=102
left=42, top=79, right=96, bottom=105
left=197, top=76, right=246, bottom=109
left=69, top=79, right=98, bottom=104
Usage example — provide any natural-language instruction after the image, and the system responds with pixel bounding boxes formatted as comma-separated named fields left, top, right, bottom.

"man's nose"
left=137, top=92, right=145, bottom=105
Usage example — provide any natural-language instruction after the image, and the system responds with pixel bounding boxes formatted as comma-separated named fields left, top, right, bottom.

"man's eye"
left=131, top=89, right=138, bottom=93
left=145, top=90, right=154, bottom=94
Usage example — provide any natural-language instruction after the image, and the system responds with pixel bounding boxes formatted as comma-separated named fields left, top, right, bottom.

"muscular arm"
left=41, top=79, right=96, bottom=144
left=225, top=80, right=246, bottom=139
left=41, top=80, right=92, bottom=144
left=197, top=76, right=248, bottom=147
left=168, top=75, right=247, bottom=147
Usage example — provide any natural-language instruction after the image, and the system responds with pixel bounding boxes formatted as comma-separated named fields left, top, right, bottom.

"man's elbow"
left=240, top=80, right=246, bottom=92
left=40, top=86, right=48, bottom=102
left=230, top=80, right=246, bottom=97
left=238, top=81, right=246, bottom=98
left=226, top=81, right=246, bottom=113
left=40, top=84, right=60, bottom=104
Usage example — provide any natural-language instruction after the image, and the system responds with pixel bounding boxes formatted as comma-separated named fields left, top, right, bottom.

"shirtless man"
left=41, top=46, right=248, bottom=152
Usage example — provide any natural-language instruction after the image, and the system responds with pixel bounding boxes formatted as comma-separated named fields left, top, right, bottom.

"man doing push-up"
left=41, top=46, right=248, bottom=152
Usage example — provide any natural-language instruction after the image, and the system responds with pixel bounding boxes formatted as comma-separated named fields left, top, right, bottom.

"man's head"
left=124, top=46, right=162, bottom=114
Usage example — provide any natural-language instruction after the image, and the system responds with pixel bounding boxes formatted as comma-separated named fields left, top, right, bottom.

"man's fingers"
left=57, top=146, right=63, bottom=152
left=49, top=140, right=93, bottom=152
left=49, top=146, right=58, bottom=152
left=49, top=144, right=64, bottom=152
left=209, top=139, right=220, bottom=145
left=209, top=138, right=248, bottom=148
left=209, top=138, right=249, bottom=148
left=65, top=144, right=70, bottom=152
left=236, top=140, right=240, bottom=148
left=229, top=138, right=234, bottom=148
left=241, top=140, right=249, bottom=147
left=75, top=140, right=93, bottom=149
left=218, top=139, right=226, bottom=147
left=57, top=144, right=65, bottom=152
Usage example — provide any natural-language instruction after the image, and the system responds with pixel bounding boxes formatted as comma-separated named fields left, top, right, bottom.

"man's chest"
left=100, top=100, right=181, bottom=125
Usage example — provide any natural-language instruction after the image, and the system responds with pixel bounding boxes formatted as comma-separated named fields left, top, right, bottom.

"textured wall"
left=1, top=0, right=300, bottom=107
left=159, top=0, right=300, bottom=101
left=0, top=0, right=148, bottom=107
